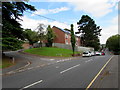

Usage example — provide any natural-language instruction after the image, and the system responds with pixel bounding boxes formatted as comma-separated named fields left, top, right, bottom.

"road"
left=2, top=52, right=117, bottom=89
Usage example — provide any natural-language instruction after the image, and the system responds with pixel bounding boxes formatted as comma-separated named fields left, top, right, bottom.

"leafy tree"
left=76, top=15, right=102, bottom=50
left=23, top=29, right=39, bottom=45
left=106, top=34, right=120, bottom=54
left=2, top=2, right=36, bottom=51
left=64, top=28, right=70, bottom=32
left=36, top=23, right=46, bottom=47
left=2, top=37, right=23, bottom=51
left=46, top=25, right=56, bottom=47
left=70, top=24, right=76, bottom=55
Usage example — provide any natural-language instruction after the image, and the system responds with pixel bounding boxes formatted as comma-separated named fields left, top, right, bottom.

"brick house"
left=22, top=42, right=33, bottom=49
left=52, top=26, right=81, bottom=46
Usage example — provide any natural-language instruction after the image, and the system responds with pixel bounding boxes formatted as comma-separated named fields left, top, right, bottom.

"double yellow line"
left=86, top=55, right=114, bottom=90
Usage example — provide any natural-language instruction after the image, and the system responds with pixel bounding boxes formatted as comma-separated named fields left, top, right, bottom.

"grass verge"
left=24, top=47, right=81, bottom=57
left=0, top=56, right=14, bottom=69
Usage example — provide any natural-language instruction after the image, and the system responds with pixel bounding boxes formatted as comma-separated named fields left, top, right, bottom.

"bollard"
left=12, top=57, right=15, bottom=64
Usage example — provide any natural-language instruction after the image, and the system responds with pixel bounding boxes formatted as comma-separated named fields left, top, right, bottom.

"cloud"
left=100, top=15, right=118, bottom=44
left=32, top=7, right=70, bottom=16
left=20, top=16, right=70, bottom=31
left=100, top=25, right=118, bottom=44
left=111, top=15, right=118, bottom=24
left=29, top=0, right=119, bottom=2
left=68, top=0, right=117, bottom=17
left=30, top=0, right=118, bottom=17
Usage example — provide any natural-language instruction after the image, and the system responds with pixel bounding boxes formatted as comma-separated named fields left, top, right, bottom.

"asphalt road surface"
left=2, top=53, right=115, bottom=89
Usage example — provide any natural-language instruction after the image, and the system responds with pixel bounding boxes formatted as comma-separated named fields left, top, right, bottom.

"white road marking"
left=61, top=60, right=65, bottom=62
left=86, top=56, right=114, bottom=89
left=20, top=80, right=43, bottom=90
left=60, top=64, right=80, bottom=74
left=27, top=67, right=33, bottom=70
left=85, top=59, right=93, bottom=63
left=50, top=59, right=55, bottom=61
left=7, top=71, right=15, bottom=74
left=56, top=66, right=59, bottom=68
left=57, top=61, right=60, bottom=63
left=41, top=64, right=46, bottom=67
left=18, top=69, right=25, bottom=72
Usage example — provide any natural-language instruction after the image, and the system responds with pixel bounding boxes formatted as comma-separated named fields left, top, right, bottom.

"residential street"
left=2, top=51, right=118, bottom=89
left=2, top=1, right=119, bottom=90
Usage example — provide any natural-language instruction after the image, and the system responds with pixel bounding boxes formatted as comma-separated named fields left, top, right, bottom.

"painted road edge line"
left=1, top=61, right=31, bottom=76
left=16, top=61, right=31, bottom=71
left=20, top=80, right=43, bottom=90
left=60, top=64, right=80, bottom=74
left=86, top=55, right=114, bottom=90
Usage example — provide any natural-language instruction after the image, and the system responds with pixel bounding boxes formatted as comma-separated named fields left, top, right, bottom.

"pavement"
left=91, top=55, right=119, bottom=89
left=1, top=54, right=31, bottom=76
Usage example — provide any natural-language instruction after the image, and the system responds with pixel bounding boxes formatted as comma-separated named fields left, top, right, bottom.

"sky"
left=20, top=0, right=119, bottom=44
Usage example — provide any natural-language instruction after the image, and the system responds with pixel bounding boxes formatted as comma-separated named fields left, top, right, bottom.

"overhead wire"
left=26, top=11, right=70, bottom=26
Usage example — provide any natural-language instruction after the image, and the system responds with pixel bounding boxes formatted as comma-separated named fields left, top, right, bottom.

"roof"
left=53, top=26, right=71, bottom=34
left=52, top=26, right=80, bottom=38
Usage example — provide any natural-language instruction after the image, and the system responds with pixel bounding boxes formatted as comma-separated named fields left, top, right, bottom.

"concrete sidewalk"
left=1, top=58, right=30, bottom=76
left=91, top=55, right=118, bottom=89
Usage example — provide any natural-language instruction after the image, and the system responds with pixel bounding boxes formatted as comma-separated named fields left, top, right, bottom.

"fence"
left=53, top=43, right=94, bottom=52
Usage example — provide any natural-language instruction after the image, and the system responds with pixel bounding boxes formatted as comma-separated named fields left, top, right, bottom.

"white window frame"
left=65, top=39, right=68, bottom=44
left=76, top=37, right=78, bottom=41
left=65, top=34, right=68, bottom=39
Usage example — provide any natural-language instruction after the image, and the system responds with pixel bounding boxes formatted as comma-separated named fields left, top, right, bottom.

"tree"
left=106, top=34, right=120, bottom=54
left=23, top=29, right=39, bottom=45
left=2, top=37, right=23, bottom=51
left=76, top=15, right=102, bottom=50
left=36, top=23, right=46, bottom=47
left=2, top=2, right=36, bottom=51
left=46, top=25, right=56, bottom=47
left=70, top=24, right=76, bottom=55
left=64, top=28, right=70, bottom=32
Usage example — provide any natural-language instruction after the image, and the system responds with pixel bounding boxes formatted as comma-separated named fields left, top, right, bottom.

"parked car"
left=95, top=51, right=101, bottom=56
left=91, top=51, right=95, bottom=56
left=82, top=51, right=91, bottom=57
left=101, top=52, right=105, bottom=55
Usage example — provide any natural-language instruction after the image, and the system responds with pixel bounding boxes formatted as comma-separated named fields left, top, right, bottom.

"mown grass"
left=24, top=47, right=80, bottom=57
left=0, top=56, right=14, bottom=69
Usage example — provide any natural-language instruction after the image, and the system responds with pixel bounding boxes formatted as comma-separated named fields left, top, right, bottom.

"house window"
left=76, top=42, right=78, bottom=46
left=76, top=37, right=78, bottom=41
left=65, top=34, right=68, bottom=39
left=65, top=40, right=68, bottom=44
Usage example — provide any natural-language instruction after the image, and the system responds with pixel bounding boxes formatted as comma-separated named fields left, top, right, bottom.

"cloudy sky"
left=20, top=0, right=119, bottom=44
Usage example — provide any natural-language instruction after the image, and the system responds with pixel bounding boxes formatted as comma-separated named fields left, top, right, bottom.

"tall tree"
left=46, top=25, right=56, bottom=47
left=76, top=15, right=102, bottom=50
left=36, top=23, right=46, bottom=47
left=64, top=28, right=70, bottom=32
left=2, top=2, right=36, bottom=51
left=70, top=24, right=76, bottom=55
left=106, top=34, right=120, bottom=54
left=23, top=29, right=39, bottom=45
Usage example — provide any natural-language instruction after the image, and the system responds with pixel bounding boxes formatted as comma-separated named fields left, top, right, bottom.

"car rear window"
left=83, top=52, right=88, bottom=54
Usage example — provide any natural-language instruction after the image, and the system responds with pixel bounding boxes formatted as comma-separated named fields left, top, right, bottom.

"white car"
left=91, top=51, right=95, bottom=56
left=95, top=51, right=101, bottom=56
left=82, top=51, right=91, bottom=57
